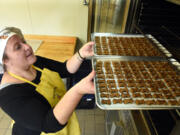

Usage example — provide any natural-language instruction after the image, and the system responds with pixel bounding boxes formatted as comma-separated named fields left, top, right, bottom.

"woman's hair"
left=2, top=52, right=8, bottom=72
left=0, top=27, right=25, bottom=72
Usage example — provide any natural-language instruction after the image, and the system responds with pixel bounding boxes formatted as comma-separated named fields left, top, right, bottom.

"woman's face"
left=4, top=35, right=37, bottom=70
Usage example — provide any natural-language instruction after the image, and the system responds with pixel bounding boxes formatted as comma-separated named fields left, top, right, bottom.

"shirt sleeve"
left=0, top=84, right=67, bottom=133
left=34, top=56, right=74, bottom=78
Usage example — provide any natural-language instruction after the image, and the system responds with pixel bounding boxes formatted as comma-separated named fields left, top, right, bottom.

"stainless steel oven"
left=129, top=1, right=180, bottom=135
left=90, top=0, right=180, bottom=135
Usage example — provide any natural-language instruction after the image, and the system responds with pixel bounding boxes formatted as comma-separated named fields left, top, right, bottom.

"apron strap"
left=7, top=65, right=42, bottom=87
left=32, top=65, right=43, bottom=72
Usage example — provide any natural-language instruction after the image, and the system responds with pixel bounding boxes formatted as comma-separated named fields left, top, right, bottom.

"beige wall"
left=0, top=0, right=88, bottom=43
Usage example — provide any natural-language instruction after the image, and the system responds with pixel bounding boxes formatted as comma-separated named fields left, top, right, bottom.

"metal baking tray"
left=92, top=57, right=180, bottom=110
left=91, top=33, right=172, bottom=58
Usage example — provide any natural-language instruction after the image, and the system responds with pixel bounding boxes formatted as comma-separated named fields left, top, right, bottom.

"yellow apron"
left=8, top=65, right=81, bottom=135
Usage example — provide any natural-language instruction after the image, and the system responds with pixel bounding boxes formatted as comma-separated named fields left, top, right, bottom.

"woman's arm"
left=66, top=42, right=94, bottom=73
left=53, top=41, right=95, bottom=124
left=53, top=70, right=95, bottom=124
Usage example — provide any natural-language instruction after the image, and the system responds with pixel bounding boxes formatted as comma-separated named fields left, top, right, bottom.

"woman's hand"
left=53, top=70, right=95, bottom=125
left=79, top=42, right=95, bottom=59
left=75, top=70, right=96, bottom=95
left=66, top=42, right=94, bottom=74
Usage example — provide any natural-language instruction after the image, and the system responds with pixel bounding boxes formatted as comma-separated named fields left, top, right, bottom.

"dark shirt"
left=0, top=56, right=73, bottom=135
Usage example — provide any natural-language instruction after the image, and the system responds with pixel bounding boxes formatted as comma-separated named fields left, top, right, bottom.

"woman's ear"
left=2, top=54, right=9, bottom=68
left=3, top=59, right=8, bottom=65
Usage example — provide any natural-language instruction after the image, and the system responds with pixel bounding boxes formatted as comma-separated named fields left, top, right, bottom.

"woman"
left=0, top=27, right=95, bottom=135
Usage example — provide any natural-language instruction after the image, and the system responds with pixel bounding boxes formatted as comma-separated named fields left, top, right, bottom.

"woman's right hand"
left=74, top=70, right=96, bottom=95
left=53, top=70, right=95, bottom=125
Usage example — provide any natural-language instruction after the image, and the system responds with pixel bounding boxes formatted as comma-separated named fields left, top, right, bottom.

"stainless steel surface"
left=92, top=32, right=145, bottom=37
left=140, top=110, right=158, bottom=135
left=93, top=0, right=130, bottom=33
left=91, top=33, right=172, bottom=57
left=92, top=57, right=180, bottom=110
left=92, top=56, right=167, bottom=61
left=105, top=110, right=139, bottom=135
left=148, top=35, right=172, bottom=57
left=125, top=0, right=140, bottom=33
left=131, top=111, right=152, bottom=135
left=118, top=110, right=138, bottom=135
left=133, top=25, right=173, bottom=57
left=105, top=111, right=119, bottom=135
left=87, top=0, right=93, bottom=41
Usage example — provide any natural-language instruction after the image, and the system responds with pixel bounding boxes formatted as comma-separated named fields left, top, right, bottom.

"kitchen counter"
left=24, top=35, right=77, bottom=62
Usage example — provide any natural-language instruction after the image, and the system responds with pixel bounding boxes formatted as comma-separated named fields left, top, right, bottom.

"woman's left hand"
left=79, top=41, right=95, bottom=59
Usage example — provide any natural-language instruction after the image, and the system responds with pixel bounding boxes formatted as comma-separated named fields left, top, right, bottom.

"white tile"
left=85, top=121, right=95, bottom=130
left=79, top=126, right=85, bottom=135
left=86, top=116, right=95, bottom=122
left=76, top=114, right=86, bottom=122
left=94, top=108, right=105, bottom=115
left=75, top=109, right=86, bottom=116
left=95, top=130, right=106, bottom=135
left=86, top=121, right=95, bottom=128
left=75, top=108, right=106, bottom=135
left=85, top=132, right=95, bottom=135
left=95, top=116, right=105, bottom=124
left=78, top=120, right=85, bottom=128
left=95, top=124, right=105, bottom=132
left=95, top=125, right=105, bottom=135
left=86, top=109, right=95, bottom=115
left=77, top=117, right=86, bottom=122
left=84, top=128, right=95, bottom=135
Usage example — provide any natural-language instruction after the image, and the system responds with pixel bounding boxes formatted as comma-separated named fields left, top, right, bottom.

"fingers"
left=87, top=70, right=96, bottom=81
left=79, top=42, right=94, bottom=57
left=86, top=42, right=95, bottom=56
left=87, top=41, right=95, bottom=46
left=85, top=42, right=95, bottom=49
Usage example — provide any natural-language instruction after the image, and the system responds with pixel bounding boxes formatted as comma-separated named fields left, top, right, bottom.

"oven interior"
left=130, top=0, right=180, bottom=135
